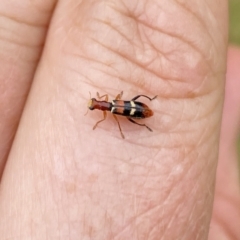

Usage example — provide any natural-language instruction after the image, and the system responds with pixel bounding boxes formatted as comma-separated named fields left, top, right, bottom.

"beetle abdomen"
left=111, top=100, right=153, bottom=119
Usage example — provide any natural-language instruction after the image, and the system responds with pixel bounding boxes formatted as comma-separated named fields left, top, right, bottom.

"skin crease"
left=0, top=0, right=239, bottom=239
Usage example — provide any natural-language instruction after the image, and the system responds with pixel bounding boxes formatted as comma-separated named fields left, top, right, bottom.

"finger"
left=0, top=0, right=228, bottom=239
left=209, top=46, right=240, bottom=240
left=0, top=0, right=57, bottom=177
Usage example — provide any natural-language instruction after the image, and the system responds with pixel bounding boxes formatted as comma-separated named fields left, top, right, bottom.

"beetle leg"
left=112, top=115, right=125, bottom=139
left=115, top=91, right=123, bottom=100
left=131, top=95, right=157, bottom=101
left=127, top=118, right=153, bottom=132
left=93, top=111, right=107, bottom=130
left=96, top=92, right=108, bottom=101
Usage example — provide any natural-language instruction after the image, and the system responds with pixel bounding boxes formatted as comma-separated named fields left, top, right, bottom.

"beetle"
left=87, top=91, right=157, bottom=138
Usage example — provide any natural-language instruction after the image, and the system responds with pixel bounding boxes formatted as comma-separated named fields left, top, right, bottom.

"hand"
left=1, top=1, right=238, bottom=239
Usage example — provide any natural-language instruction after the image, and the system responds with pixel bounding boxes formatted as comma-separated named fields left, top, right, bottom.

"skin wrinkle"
left=73, top=5, right=212, bottom=90
left=111, top=0, right=216, bottom=74
left=134, top=199, right=170, bottom=224
left=112, top=223, right=128, bottom=240
left=93, top=15, right=167, bottom=73
left=92, top=17, right=137, bottom=48
left=162, top=173, right=206, bottom=239
left=176, top=115, right=219, bottom=152
left=187, top=212, right=208, bottom=240
left=139, top=26, right=177, bottom=68
left=98, top=22, right=164, bottom=79
left=159, top=203, right=184, bottom=240
left=173, top=0, right=218, bottom=57
left=186, top=96, right=221, bottom=133
left=0, top=17, right=47, bottom=46
left=133, top=158, right=191, bottom=238
left=137, top=160, right=154, bottom=192
left=104, top=212, right=113, bottom=239
left=69, top=53, right=105, bottom=70
left=88, top=36, right=189, bottom=94
left=137, top=17, right=215, bottom=75
left=135, top=214, right=159, bottom=240
left=0, top=10, right=49, bottom=28
left=116, top=198, right=154, bottom=238
left=68, top=48, right=221, bottom=100
left=91, top=154, right=123, bottom=167
left=164, top=75, right=224, bottom=99
left=199, top=115, right=221, bottom=146
left=183, top=173, right=213, bottom=237
left=119, top=9, right=212, bottom=84
left=112, top=213, right=141, bottom=239
left=91, top=16, right=210, bottom=85
left=0, top=33, right=44, bottom=51
left=139, top=20, right=217, bottom=78
left=90, top=66, right=131, bottom=88
left=101, top=167, right=165, bottom=234
left=148, top=124, right=215, bottom=149
left=68, top=52, right=123, bottom=82
left=84, top=65, right=156, bottom=97
left=0, top=37, right=43, bottom=66
left=116, top=0, right=140, bottom=16
left=146, top=220, right=161, bottom=240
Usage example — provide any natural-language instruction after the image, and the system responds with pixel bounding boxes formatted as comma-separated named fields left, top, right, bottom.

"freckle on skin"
left=65, top=182, right=77, bottom=193
left=88, top=173, right=99, bottom=183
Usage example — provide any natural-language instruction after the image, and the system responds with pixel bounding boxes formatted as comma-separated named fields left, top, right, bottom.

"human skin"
left=208, top=46, right=240, bottom=240
left=0, top=0, right=239, bottom=239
